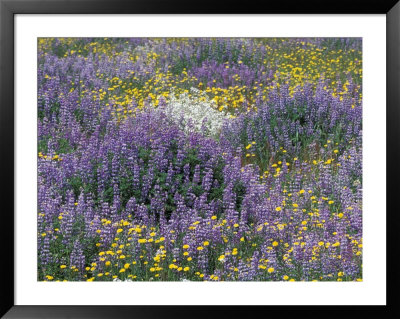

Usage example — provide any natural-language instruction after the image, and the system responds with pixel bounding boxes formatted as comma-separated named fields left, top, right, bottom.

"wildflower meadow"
left=38, top=38, right=362, bottom=282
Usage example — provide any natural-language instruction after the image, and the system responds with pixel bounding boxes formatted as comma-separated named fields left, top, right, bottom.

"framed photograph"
left=1, top=0, right=398, bottom=317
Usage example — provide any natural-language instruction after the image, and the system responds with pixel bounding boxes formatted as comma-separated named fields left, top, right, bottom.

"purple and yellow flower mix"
left=38, top=38, right=362, bottom=282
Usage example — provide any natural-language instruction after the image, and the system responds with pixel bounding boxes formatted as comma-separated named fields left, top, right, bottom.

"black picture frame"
left=1, top=0, right=398, bottom=318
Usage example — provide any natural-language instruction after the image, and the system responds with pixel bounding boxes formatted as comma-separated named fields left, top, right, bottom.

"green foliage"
left=57, top=138, right=74, bottom=154
left=233, top=180, right=247, bottom=211
left=69, top=175, right=83, bottom=199
left=38, top=136, right=49, bottom=154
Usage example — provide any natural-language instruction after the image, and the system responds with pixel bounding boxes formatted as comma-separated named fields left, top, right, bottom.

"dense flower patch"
left=38, top=38, right=362, bottom=282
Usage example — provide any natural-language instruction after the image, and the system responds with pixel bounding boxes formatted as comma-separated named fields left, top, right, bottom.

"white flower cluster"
left=112, top=278, right=133, bottom=282
left=162, top=87, right=230, bottom=137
